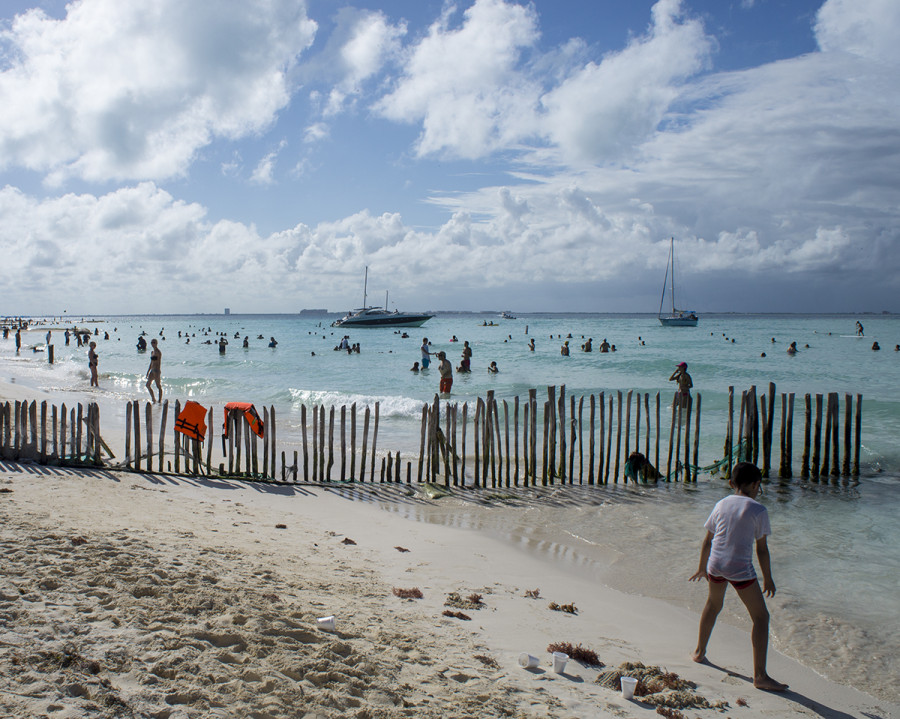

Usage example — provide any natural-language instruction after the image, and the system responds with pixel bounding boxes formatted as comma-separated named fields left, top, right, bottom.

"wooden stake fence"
left=0, top=385, right=863, bottom=485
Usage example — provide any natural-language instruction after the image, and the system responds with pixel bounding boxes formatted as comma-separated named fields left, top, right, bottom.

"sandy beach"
left=1, top=463, right=895, bottom=719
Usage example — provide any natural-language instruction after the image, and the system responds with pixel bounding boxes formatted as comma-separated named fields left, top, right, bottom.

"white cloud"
left=374, top=0, right=541, bottom=159
left=0, top=0, right=317, bottom=184
left=250, top=140, right=288, bottom=185
left=815, top=0, right=900, bottom=65
left=539, top=0, right=712, bottom=164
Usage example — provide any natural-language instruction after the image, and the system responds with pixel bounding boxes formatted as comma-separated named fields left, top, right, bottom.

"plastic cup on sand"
left=620, top=676, right=638, bottom=699
left=518, top=653, right=540, bottom=669
left=552, top=651, right=568, bottom=674
left=317, top=615, right=336, bottom=632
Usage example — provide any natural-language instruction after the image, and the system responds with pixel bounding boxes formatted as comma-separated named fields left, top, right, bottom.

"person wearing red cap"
left=669, top=361, right=692, bottom=406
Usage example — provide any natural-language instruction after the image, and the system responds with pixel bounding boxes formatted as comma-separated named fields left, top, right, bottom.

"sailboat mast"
left=658, top=239, right=670, bottom=318
left=362, top=266, right=368, bottom=308
left=670, top=237, right=676, bottom=313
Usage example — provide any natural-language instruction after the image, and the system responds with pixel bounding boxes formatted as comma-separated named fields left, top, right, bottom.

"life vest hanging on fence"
left=174, top=401, right=208, bottom=442
left=222, top=402, right=265, bottom=439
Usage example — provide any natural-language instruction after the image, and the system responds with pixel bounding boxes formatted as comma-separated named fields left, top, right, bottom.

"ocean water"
left=2, top=312, right=899, bottom=700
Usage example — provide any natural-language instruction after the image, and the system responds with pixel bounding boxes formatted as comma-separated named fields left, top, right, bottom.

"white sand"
left=1, top=465, right=895, bottom=719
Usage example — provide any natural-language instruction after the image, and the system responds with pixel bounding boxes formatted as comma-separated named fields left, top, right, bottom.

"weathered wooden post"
left=547, top=386, right=557, bottom=483
left=129, top=401, right=137, bottom=471
left=624, top=389, right=632, bottom=471
left=125, top=401, right=132, bottom=469
left=683, top=394, right=693, bottom=482
left=542, top=400, right=550, bottom=486
left=830, top=393, right=840, bottom=478
left=666, top=398, right=677, bottom=481
left=301, top=404, right=309, bottom=481
left=853, top=394, right=862, bottom=477
left=691, top=394, right=701, bottom=483
left=842, top=393, right=851, bottom=476
left=360, top=405, right=369, bottom=482
left=503, top=399, right=511, bottom=487
left=350, top=403, right=357, bottom=481
left=784, top=393, right=794, bottom=478
left=801, top=394, right=811, bottom=478
left=158, top=400, right=169, bottom=473
left=145, top=402, right=153, bottom=472
left=613, top=390, right=623, bottom=482
left=812, top=394, right=823, bottom=479
left=821, top=394, right=832, bottom=477
left=369, top=402, right=379, bottom=483
left=576, top=395, right=583, bottom=483
left=513, top=397, right=520, bottom=486
left=604, top=394, right=613, bottom=484
left=557, top=386, right=566, bottom=483
left=461, top=402, right=469, bottom=486
left=588, top=394, right=595, bottom=485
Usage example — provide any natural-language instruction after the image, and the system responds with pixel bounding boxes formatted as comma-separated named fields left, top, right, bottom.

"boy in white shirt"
left=689, top=462, right=788, bottom=692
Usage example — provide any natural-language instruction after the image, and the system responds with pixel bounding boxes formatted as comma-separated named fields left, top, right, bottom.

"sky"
left=0, top=0, right=898, bottom=315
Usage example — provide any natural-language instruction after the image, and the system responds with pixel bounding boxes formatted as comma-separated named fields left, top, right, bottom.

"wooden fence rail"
left=0, top=384, right=863, bottom=485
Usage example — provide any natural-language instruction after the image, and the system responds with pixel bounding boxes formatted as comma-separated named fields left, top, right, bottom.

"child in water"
left=690, top=462, right=787, bottom=692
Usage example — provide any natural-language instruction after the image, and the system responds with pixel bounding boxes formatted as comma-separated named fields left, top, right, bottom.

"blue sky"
left=0, top=0, right=898, bottom=314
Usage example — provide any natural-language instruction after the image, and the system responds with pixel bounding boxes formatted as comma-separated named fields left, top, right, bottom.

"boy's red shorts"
left=440, top=377, right=453, bottom=393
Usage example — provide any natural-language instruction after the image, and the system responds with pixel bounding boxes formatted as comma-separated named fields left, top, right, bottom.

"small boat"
left=332, top=268, right=433, bottom=328
left=658, top=237, right=698, bottom=327
left=500, top=311, right=516, bottom=320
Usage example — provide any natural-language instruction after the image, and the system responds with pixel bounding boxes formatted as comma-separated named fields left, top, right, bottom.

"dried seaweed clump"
left=736, top=697, right=748, bottom=707
left=656, top=708, right=685, bottom=719
left=474, top=654, right=499, bottom=669
left=524, top=588, right=540, bottom=599
left=548, top=601, right=577, bottom=614
left=341, top=537, right=357, bottom=545
left=546, top=642, right=603, bottom=667
left=442, top=610, right=471, bottom=621
left=393, top=587, right=423, bottom=599
left=444, top=592, right=484, bottom=610
left=596, top=662, right=725, bottom=711
left=394, top=546, right=410, bottom=553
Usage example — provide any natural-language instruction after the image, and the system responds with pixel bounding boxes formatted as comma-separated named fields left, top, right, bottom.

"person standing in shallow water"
left=690, top=462, right=788, bottom=693
left=88, top=342, right=99, bottom=387
left=669, top=362, right=692, bottom=406
left=146, top=339, right=162, bottom=403
left=437, top=351, right=452, bottom=395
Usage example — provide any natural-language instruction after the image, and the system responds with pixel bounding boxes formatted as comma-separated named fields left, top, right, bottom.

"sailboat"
left=332, top=267, right=434, bottom=328
left=658, top=238, right=698, bottom=327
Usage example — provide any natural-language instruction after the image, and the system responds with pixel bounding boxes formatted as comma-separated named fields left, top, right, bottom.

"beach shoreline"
left=1, top=464, right=895, bottom=718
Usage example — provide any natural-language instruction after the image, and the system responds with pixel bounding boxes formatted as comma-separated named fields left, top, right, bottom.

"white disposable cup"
left=317, top=615, right=336, bottom=632
left=620, top=676, right=638, bottom=699
left=518, top=653, right=540, bottom=668
left=552, top=651, right=568, bottom=674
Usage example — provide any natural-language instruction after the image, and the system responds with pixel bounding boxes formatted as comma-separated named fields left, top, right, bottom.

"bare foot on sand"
left=691, top=651, right=707, bottom=664
left=754, top=675, right=789, bottom=692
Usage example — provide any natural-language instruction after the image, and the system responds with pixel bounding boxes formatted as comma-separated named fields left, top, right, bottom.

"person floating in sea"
left=669, top=362, right=692, bottom=406
left=872, top=341, right=880, bottom=351
left=599, top=338, right=610, bottom=353
left=268, top=337, right=278, bottom=348
left=88, top=341, right=99, bottom=387
left=582, top=338, right=593, bottom=352
left=690, top=462, right=788, bottom=693
left=488, top=361, right=499, bottom=373
left=410, top=362, right=420, bottom=372
left=856, top=321, right=864, bottom=337
left=786, top=341, right=798, bottom=355
left=560, top=341, right=570, bottom=356
left=528, top=338, right=535, bottom=352
left=437, top=351, right=453, bottom=395
left=146, top=339, right=163, bottom=403
left=243, top=336, right=249, bottom=348
left=218, top=337, right=228, bottom=354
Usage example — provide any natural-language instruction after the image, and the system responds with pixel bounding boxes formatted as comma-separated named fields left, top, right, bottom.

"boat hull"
left=333, top=313, right=433, bottom=328
left=659, top=316, right=698, bottom=327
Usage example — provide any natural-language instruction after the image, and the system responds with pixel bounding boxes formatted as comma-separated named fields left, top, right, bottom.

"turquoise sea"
left=2, top=312, right=899, bottom=702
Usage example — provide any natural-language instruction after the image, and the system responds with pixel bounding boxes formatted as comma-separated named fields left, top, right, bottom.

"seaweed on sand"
left=393, top=587, right=423, bottom=599
left=548, top=601, right=577, bottom=614
left=441, top=610, right=471, bottom=620
left=595, top=662, right=727, bottom=711
left=546, top=642, right=603, bottom=667
left=444, top=592, right=484, bottom=610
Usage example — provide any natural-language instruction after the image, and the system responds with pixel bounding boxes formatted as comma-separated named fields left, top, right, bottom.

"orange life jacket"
left=222, top=402, right=264, bottom=439
left=174, top=400, right=208, bottom=442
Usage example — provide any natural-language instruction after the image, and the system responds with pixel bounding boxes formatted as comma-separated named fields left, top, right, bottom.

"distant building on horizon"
left=224, top=308, right=230, bottom=315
